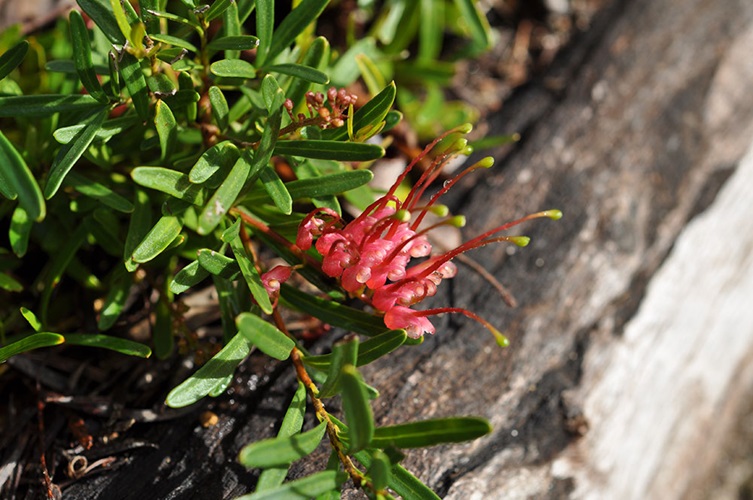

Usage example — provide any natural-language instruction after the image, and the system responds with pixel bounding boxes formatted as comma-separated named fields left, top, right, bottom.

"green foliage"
left=0, top=1, right=516, bottom=498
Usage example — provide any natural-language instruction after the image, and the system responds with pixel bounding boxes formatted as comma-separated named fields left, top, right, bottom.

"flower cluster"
left=296, top=126, right=561, bottom=341
left=284, top=87, right=358, bottom=129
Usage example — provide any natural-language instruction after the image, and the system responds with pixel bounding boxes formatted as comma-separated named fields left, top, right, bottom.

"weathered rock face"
left=58, top=0, right=753, bottom=498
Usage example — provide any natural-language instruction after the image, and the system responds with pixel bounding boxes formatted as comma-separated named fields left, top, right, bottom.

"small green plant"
left=0, top=0, right=559, bottom=497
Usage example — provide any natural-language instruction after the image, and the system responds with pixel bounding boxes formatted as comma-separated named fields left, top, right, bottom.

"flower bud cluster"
left=283, top=87, right=358, bottom=129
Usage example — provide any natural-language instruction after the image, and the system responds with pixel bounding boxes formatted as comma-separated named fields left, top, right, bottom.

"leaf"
left=9, top=206, right=32, bottom=257
left=238, top=421, right=327, bottom=468
left=0, top=273, right=23, bottom=292
left=236, top=313, right=295, bottom=360
left=153, top=296, right=173, bottom=359
left=20, top=307, right=42, bottom=331
left=197, top=152, right=251, bottom=235
left=260, top=74, right=283, bottom=113
left=371, top=417, right=492, bottom=449
left=254, top=0, right=273, bottom=66
left=64, top=333, right=151, bottom=357
left=189, top=140, right=239, bottom=184
left=65, top=171, right=135, bottom=212
left=149, top=33, right=198, bottom=53
left=124, top=189, right=151, bottom=270
left=197, top=248, right=240, bottom=279
left=238, top=471, right=348, bottom=500
left=266, top=63, right=329, bottom=84
left=418, top=0, right=443, bottom=62
left=98, top=266, right=131, bottom=330
left=354, top=452, right=441, bottom=500
left=285, top=36, right=329, bottom=112
left=221, top=2, right=241, bottom=59
left=259, top=166, right=292, bottom=214
left=129, top=215, right=183, bottom=263
left=324, top=82, right=396, bottom=141
left=210, top=59, right=256, bottom=79
left=77, top=0, right=126, bottom=44
left=207, top=35, right=259, bottom=51
left=145, top=9, right=200, bottom=31
left=110, top=0, right=134, bottom=45
left=265, top=0, right=328, bottom=65
left=256, top=382, right=307, bottom=491
left=317, top=337, right=358, bottom=398
left=170, top=259, right=210, bottom=294
left=367, top=450, right=392, bottom=491
left=0, top=95, right=102, bottom=118
left=304, top=329, right=407, bottom=370
left=0, top=40, right=29, bottom=81
left=131, top=167, right=204, bottom=205
left=54, top=115, right=139, bottom=144
left=120, top=52, right=150, bottom=122
left=453, top=0, right=492, bottom=51
left=166, top=332, right=253, bottom=408
left=203, top=0, right=233, bottom=22
left=274, top=140, right=384, bottom=161
left=208, top=86, right=229, bottom=131
left=44, top=108, right=108, bottom=199
left=224, top=220, right=274, bottom=314
left=0, top=131, right=46, bottom=221
left=0, top=333, right=64, bottom=363
left=279, top=284, right=389, bottom=336
left=70, top=10, right=108, bottom=102
left=341, top=364, right=374, bottom=452
left=155, top=100, right=177, bottom=161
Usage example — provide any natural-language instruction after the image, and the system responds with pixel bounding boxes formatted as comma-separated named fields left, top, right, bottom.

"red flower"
left=297, top=125, right=561, bottom=342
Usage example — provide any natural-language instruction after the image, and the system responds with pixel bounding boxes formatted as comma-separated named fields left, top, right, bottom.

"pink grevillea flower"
left=261, top=265, right=293, bottom=307
left=296, top=125, right=561, bottom=342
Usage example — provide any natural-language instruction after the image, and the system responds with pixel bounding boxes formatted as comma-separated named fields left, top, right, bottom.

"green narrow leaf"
left=223, top=220, right=274, bottom=314
left=54, top=115, right=139, bottom=144
left=368, top=450, right=392, bottom=492
left=453, top=0, right=492, bottom=51
left=210, top=59, right=256, bottom=79
left=280, top=284, right=389, bottom=337
left=0, top=95, right=102, bottom=118
left=98, top=266, right=132, bottom=330
left=188, top=140, right=239, bottom=184
left=120, top=52, right=150, bottom=122
left=255, top=0, right=273, bottom=66
left=64, top=333, right=151, bottom=357
left=0, top=40, right=29, bottom=81
left=155, top=100, right=177, bottom=161
left=322, top=82, right=396, bottom=141
left=145, top=9, right=200, bottom=31
left=0, top=273, right=23, bottom=292
left=239, top=471, right=348, bottom=500
left=274, top=140, right=384, bottom=161
left=20, top=307, right=42, bottom=331
left=124, top=189, right=151, bottom=270
left=236, top=312, right=295, bottom=360
left=166, top=332, right=252, bottom=408
left=418, top=0, right=443, bottom=62
left=207, top=35, right=259, bottom=51
left=110, top=0, right=133, bottom=44
left=266, top=63, right=329, bottom=84
left=258, top=166, right=292, bottom=214
left=131, top=167, right=204, bottom=205
left=139, top=0, right=160, bottom=32
left=318, top=336, right=359, bottom=398
left=0, top=131, right=46, bottom=221
left=256, top=382, right=307, bottom=491
left=9, top=206, right=32, bottom=257
left=341, top=364, right=374, bottom=453
left=355, top=452, right=441, bottom=500
left=285, top=36, right=329, bottom=112
left=260, top=74, right=283, bottom=113
left=149, top=33, right=198, bottom=52
left=197, top=152, right=251, bottom=235
left=305, top=329, right=406, bottom=370
left=208, top=86, right=229, bottom=131
left=238, top=421, right=327, bottom=468
left=371, top=417, right=492, bottom=449
left=197, top=248, right=241, bottom=279
left=203, top=0, right=233, bottom=22
left=77, top=0, right=126, bottom=44
left=169, top=259, right=210, bottom=294
left=221, top=2, right=242, bottom=59
left=0, top=333, right=64, bottom=363
left=153, top=295, right=173, bottom=359
left=44, top=108, right=108, bottom=199
left=70, top=10, right=108, bottom=102
left=265, top=0, right=328, bottom=65
left=65, top=171, right=134, bottom=212
left=130, top=215, right=183, bottom=263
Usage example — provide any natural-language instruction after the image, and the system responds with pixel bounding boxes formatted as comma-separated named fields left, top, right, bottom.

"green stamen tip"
left=509, top=236, right=530, bottom=247
left=429, top=205, right=449, bottom=217
left=461, top=145, right=474, bottom=156
left=545, top=209, right=563, bottom=220
left=493, top=330, right=510, bottom=348
left=450, top=215, right=466, bottom=227
left=477, top=156, right=494, bottom=169
left=456, top=123, right=473, bottom=134
left=395, top=209, right=411, bottom=222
